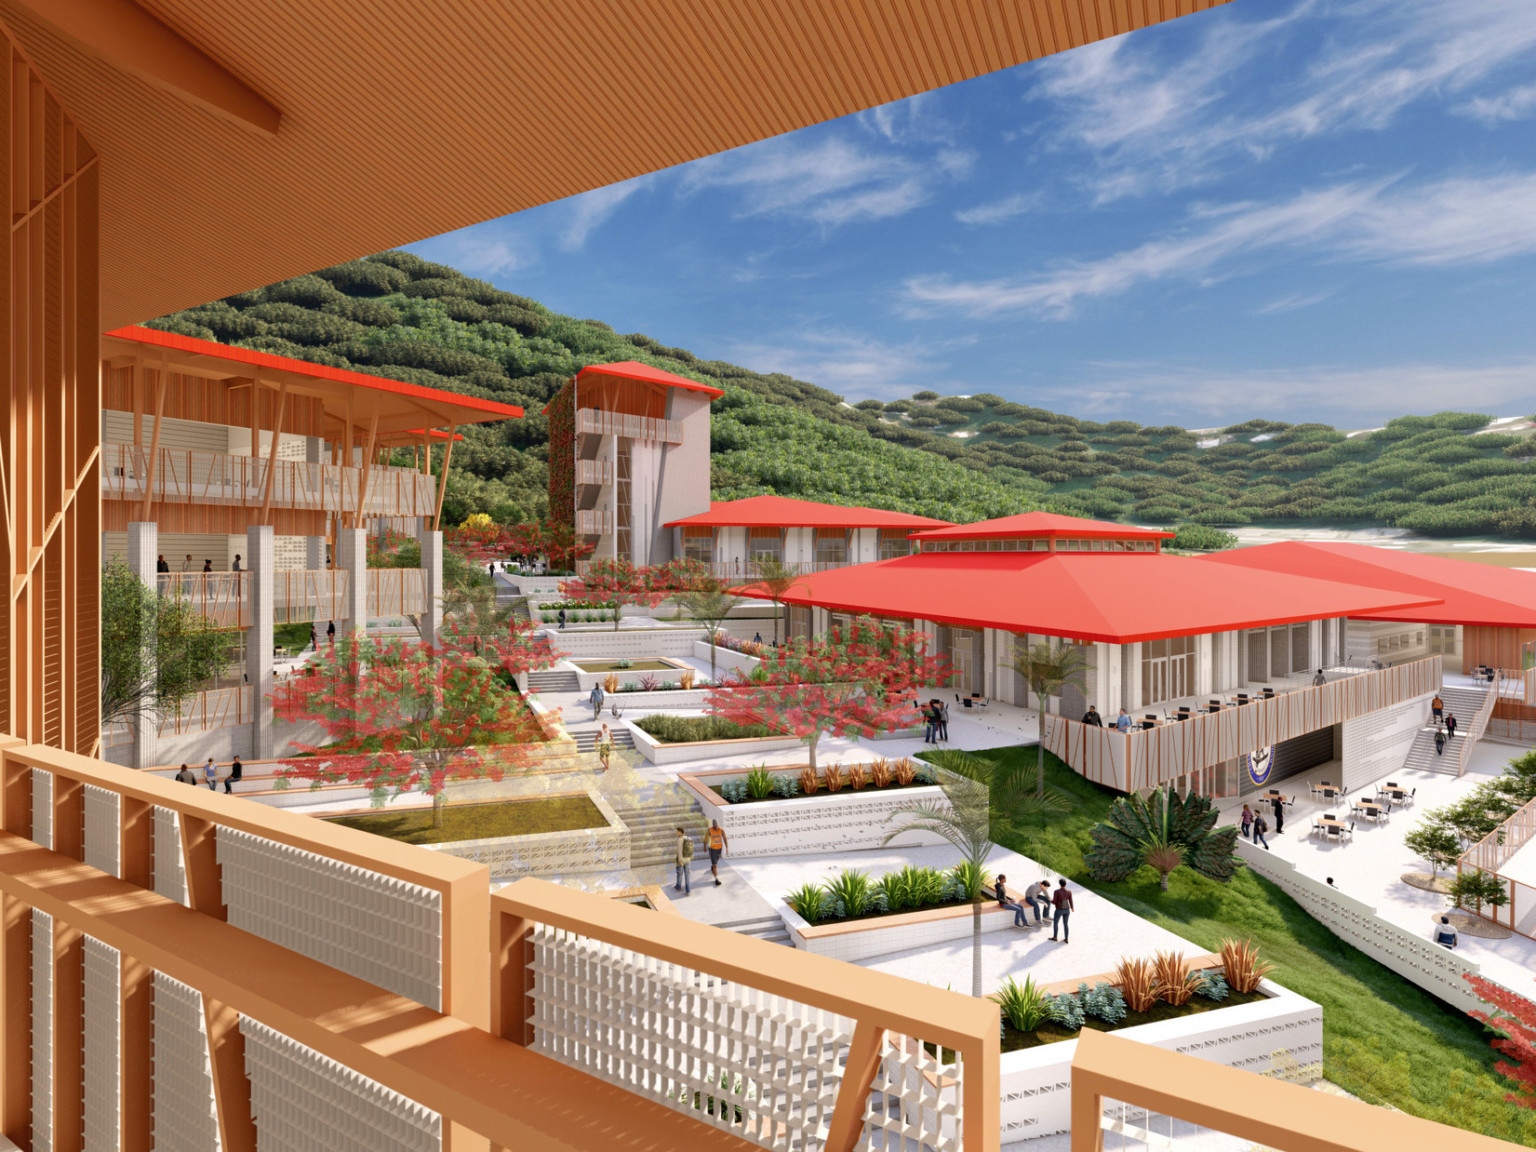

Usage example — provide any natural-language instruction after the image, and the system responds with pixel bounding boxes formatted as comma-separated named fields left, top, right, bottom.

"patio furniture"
left=1235, top=693, right=1250, bottom=705
left=1262, top=688, right=1276, bottom=699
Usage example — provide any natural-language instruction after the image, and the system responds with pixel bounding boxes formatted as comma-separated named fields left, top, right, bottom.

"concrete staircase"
left=527, top=669, right=580, bottom=693
left=571, top=727, right=635, bottom=753
left=612, top=795, right=707, bottom=869
left=714, top=914, right=792, bottom=947
left=1401, top=685, right=1492, bottom=776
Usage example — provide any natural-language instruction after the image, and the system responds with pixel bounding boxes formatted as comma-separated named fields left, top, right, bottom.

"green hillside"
left=147, top=252, right=1536, bottom=538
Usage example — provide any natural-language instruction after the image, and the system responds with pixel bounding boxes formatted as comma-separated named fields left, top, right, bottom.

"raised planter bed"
left=677, top=765, right=951, bottom=858
left=691, top=641, right=760, bottom=677
left=781, top=890, right=1011, bottom=962
left=561, top=657, right=697, bottom=692
left=626, top=721, right=802, bottom=766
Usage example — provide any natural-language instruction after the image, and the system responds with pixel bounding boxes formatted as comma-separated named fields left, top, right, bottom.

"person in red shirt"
left=1050, top=879, right=1074, bottom=943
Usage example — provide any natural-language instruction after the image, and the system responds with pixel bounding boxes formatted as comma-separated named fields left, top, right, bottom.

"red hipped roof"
left=911, top=511, right=1173, bottom=541
left=1201, top=542, right=1536, bottom=629
left=576, top=361, right=725, bottom=399
left=666, top=495, right=952, bottom=530
left=734, top=550, right=1443, bottom=644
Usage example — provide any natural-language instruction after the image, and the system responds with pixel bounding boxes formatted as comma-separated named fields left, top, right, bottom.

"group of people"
left=922, top=699, right=950, bottom=743
left=173, top=756, right=244, bottom=793
left=1239, top=796, right=1285, bottom=850
left=154, top=553, right=227, bottom=574
left=1430, top=694, right=1459, bottom=757
left=673, top=820, right=728, bottom=893
left=994, top=874, right=1075, bottom=942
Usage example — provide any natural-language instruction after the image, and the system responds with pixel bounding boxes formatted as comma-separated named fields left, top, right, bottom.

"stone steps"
left=1402, top=726, right=1462, bottom=776
left=571, top=727, right=635, bottom=752
left=527, top=670, right=580, bottom=692
left=714, top=914, right=792, bottom=946
left=613, top=799, right=708, bottom=867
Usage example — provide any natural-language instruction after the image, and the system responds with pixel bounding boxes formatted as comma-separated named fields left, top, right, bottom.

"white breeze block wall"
left=784, top=902, right=1023, bottom=964
left=30, top=767, right=51, bottom=850
left=693, top=782, right=950, bottom=859
left=31, top=909, right=52, bottom=1152
left=1340, top=691, right=1435, bottom=793
left=82, top=937, right=122, bottom=1152
left=538, top=628, right=708, bottom=659
left=424, top=788, right=630, bottom=881
left=84, top=784, right=121, bottom=877
left=241, top=1019, right=440, bottom=1152
left=1236, top=838, right=1484, bottom=1013
left=151, top=973, right=222, bottom=1152
left=216, top=827, right=443, bottom=1010
left=996, top=981, right=1322, bottom=1144
left=153, top=806, right=189, bottom=906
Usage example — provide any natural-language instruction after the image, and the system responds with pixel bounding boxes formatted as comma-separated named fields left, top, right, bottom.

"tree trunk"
left=433, top=789, right=446, bottom=831
left=971, top=898, right=983, bottom=998
left=808, top=729, right=821, bottom=772
left=709, top=630, right=717, bottom=681
left=1036, top=697, right=1046, bottom=800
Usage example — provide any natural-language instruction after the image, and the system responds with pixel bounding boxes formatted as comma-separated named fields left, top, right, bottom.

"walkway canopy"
left=910, top=511, right=1171, bottom=543
left=667, top=495, right=950, bottom=531
left=734, top=550, right=1443, bottom=644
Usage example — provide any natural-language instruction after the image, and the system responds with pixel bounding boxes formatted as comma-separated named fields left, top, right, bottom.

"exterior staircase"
left=571, top=727, right=635, bottom=753
left=1401, top=684, right=1493, bottom=776
left=612, top=795, right=707, bottom=868
left=527, top=669, right=580, bottom=693
left=714, top=914, right=792, bottom=947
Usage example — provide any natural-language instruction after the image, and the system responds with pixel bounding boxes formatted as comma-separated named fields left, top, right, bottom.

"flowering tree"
left=270, top=633, right=547, bottom=827
left=560, top=557, right=669, bottom=631
left=440, top=602, right=564, bottom=679
left=444, top=516, right=593, bottom=574
left=1466, top=973, right=1536, bottom=1109
left=705, top=617, right=952, bottom=770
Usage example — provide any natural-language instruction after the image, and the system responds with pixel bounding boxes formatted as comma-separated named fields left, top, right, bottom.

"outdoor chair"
left=1325, top=824, right=1342, bottom=842
left=1345, top=822, right=1356, bottom=840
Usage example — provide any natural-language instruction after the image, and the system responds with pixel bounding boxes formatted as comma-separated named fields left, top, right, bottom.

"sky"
left=407, top=0, right=1536, bottom=428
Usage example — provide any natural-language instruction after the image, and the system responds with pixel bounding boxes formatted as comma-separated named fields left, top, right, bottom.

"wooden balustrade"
left=575, top=407, right=682, bottom=444
left=156, top=569, right=426, bottom=629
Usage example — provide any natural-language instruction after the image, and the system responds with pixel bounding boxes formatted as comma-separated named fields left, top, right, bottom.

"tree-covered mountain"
left=147, top=252, right=1536, bottom=538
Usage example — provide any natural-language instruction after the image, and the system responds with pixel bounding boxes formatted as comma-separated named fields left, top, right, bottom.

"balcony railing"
left=575, top=407, right=682, bottom=443
left=1044, top=657, right=1442, bottom=791
left=103, top=443, right=438, bottom=518
left=701, top=559, right=859, bottom=581
left=0, top=740, right=999, bottom=1151
left=157, top=568, right=425, bottom=628
left=575, top=458, right=613, bottom=486
left=575, top=509, right=613, bottom=537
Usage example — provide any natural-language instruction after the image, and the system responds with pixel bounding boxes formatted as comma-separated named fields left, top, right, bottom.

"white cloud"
left=954, top=193, right=1038, bottom=226
left=1457, top=82, right=1536, bottom=124
left=411, top=222, right=531, bottom=277
left=1255, top=289, right=1336, bottom=315
left=1030, top=0, right=1536, bottom=200
left=559, top=175, right=652, bottom=251
left=904, top=171, right=1536, bottom=318
left=723, top=331, right=948, bottom=399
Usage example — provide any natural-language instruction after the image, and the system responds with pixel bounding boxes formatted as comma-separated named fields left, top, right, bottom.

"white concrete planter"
left=678, top=768, right=950, bottom=859
left=539, top=628, right=709, bottom=660
left=560, top=658, right=698, bottom=693
left=692, top=641, right=761, bottom=678
left=600, top=688, right=710, bottom=710
left=780, top=893, right=1010, bottom=963
left=421, top=786, right=629, bottom=881
left=626, top=721, right=803, bottom=765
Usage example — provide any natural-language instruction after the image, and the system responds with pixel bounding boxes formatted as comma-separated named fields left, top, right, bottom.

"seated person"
left=1432, top=916, right=1458, bottom=949
left=993, top=874, right=1030, bottom=928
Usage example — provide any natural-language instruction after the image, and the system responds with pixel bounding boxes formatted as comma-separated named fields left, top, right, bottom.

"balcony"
left=575, top=407, right=682, bottom=444
left=701, top=559, right=859, bottom=581
left=157, top=568, right=425, bottom=628
left=575, top=458, right=613, bottom=486
left=103, top=442, right=438, bottom=519
left=575, top=509, right=613, bottom=536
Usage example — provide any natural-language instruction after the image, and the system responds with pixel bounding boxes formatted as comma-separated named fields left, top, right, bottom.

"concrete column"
left=418, top=528, right=443, bottom=649
left=1195, top=633, right=1214, bottom=696
left=246, top=525, right=275, bottom=760
left=337, top=527, right=368, bottom=638
left=1096, top=642, right=1120, bottom=717
left=126, top=522, right=159, bottom=770
left=305, top=437, right=326, bottom=568
left=1124, top=643, right=1142, bottom=712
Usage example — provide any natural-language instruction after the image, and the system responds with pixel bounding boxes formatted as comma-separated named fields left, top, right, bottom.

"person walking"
left=203, top=758, right=220, bottom=791
left=1023, top=877, right=1052, bottom=925
left=309, top=624, right=318, bottom=651
left=937, top=699, right=950, bottom=742
left=589, top=682, right=605, bottom=721
left=326, top=619, right=336, bottom=645
left=1049, top=879, right=1074, bottom=943
left=174, top=764, right=198, bottom=786
left=182, top=553, right=195, bottom=572
left=1445, top=712, right=1458, bottom=740
left=558, top=606, right=567, bottom=630
left=1082, top=705, right=1103, bottom=726
left=1431, top=694, right=1444, bottom=723
left=224, top=755, right=244, bottom=794
left=993, top=874, right=1029, bottom=927
left=1115, top=708, right=1132, bottom=732
left=1240, top=804, right=1253, bottom=841
left=202, top=559, right=213, bottom=573
left=1312, top=668, right=1326, bottom=686
left=156, top=554, right=170, bottom=574
left=1271, top=794, right=1286, bottom=835
left=705, top=820, right=728, bottom=886
left=232, top=554, right=242, bottom=572
left=922, top=701, right=937, bottom=744
left=1434, top=726, right=1446, bottom=756
left=673, top=827, right=693, bottom=894
left=596, top=723, right=613, bottom=771
left=1252, top=810, right=1270, bottom=850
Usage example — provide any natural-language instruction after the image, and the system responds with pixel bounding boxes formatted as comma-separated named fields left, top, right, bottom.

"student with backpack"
left=674, top=827, right=693, bottom=894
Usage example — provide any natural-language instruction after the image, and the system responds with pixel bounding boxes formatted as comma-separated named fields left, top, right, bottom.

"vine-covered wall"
left=547, top=377, right=575, bottom=533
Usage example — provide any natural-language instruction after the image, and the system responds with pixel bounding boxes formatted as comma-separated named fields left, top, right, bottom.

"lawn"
left=922, top=745, right=1536, bottom=1144
left=326, top=795, right=605, bottom=845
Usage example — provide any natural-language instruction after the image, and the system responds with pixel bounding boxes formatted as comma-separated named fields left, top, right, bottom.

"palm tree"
left=1006, top=639, right=1089, bottom=799
left=750, top=555, right=802, bottom=646
left=1083, top=786, right=1240, bottom=891
left=883, top=749, right=1070, bottom=997
left=677, top=581, right=737, bottom=681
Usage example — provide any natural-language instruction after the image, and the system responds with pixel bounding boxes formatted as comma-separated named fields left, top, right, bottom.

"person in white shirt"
left=1432, top=915, right=1458, bottom=949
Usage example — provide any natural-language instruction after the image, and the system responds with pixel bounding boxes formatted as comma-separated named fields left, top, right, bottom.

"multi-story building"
left=100, top=325, right=524, bottom=767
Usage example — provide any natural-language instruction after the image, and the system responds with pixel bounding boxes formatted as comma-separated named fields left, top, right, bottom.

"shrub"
left=745, top=764, right=775, bottom=800
left=1220, top=938, right=1274, bottom=994
left=798, top=766, right=820, bottom=795
left=680, top=669, right=696, bottom=690
left=1079, top=982, right=1128, bottom=1025
left=992, top=975, right=1051, bottom=1032
left=902, top=864, right=947, bottom=907
left=771, top=773, right=800, bottom=799
left=634, top=715, right=775, bottom=743
left=894, top=758, right=916, bottom=786
left=913, top=765, right=936, bottom=786
left=785, top=882, right=826, bottom=924
left=720, top=780, right=748, bottom=803
left=949, top=861, right=991, bottom=902
left=1115, top=957, right=1160, bottom=1013
left=603, top=673, right=618, bottom=694
left=638, top=673, right=660, bottom=692
left=824, top=764, right=846, bottom=792
left=1047, top=993, right=1086, bottom=1031
left=1195, top=971, right=1230, bottom=1001
left=1153, top=951, right=1201, bottom=1007
left=847, top=763, right=868, bottom=790
left=826, top=869, right=875, bottom=918
left=870, top=758, right=893, bottom=788
left=875, top=870, right=911, bottom=913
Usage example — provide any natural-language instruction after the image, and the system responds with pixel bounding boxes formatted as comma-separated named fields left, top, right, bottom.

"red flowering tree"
left=440, top=603, right=564, bottom=679
left=270, top=633, right=548, bottom=828
left=705, top=617, right=952, bottom=770
left=560, top=557, right=669, bottom=631
left=444, top=516, right=593, bottom=574
left=1466, top=973, right=1536, bottom=1109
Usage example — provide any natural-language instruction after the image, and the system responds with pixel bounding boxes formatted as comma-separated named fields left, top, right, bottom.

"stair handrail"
left=1454, top=671, right=1502, bottom=778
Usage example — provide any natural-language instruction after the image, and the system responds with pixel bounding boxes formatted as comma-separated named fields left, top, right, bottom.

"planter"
left=538, top=627, right=710, bottom=661
left=626, top=721, right=802, bottom=765
left=418, top=786, right=630, bottom=880
left=677, top=767, right=951, bottom=858
left=562, top=657, right=697, bottom=693
left=691, top=641, right=760, bottom=678
left=778, top=888, right=1000, bottom=962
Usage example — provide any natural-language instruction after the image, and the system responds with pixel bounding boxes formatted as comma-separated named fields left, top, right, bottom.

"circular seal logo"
left=1245, top=745, right=1275, bottom=786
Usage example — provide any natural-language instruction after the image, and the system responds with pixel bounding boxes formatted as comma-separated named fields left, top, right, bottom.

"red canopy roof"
left=911, top=511, right=1173, bottom=541
left=734, top=550, right=1442, bottom=644
left=1201, top=542, right=1536, bottom=629
left=666, top=495, right=952, bottom=530
left=575, top=360, right=725, bottom=399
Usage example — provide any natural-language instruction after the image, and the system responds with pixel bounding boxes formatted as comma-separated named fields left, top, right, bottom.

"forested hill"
left=148, top=252, right=1536, bottom=538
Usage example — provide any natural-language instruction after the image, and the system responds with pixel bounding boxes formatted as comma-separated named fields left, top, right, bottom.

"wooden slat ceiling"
left=1, top=0, right=1230, bottom=330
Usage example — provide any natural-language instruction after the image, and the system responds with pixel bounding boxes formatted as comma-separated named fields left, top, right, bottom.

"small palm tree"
left=1084, top=786, right=1240, bottom=891
left=677, top=581, right=737, bottom=681
left=883, top=749, right=1070, bottom=997
left=750, top=555, right=802, bottom=646
left=1006, top=639, right=1088, bottom=799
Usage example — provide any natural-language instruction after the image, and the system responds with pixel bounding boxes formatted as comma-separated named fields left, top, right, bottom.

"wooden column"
left=433, top=424, right=457, bottom=530
left=120, top=796, right=154, bottom=1151
left=204, top=997, right=257, bottom=1152
left=258, top=378, right=290, bottom=523
left=492, top=911, right=534, bottom=1046
left=823, top=1021, right=885, bottom=1152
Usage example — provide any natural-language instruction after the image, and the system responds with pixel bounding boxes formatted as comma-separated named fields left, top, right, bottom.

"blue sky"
left=408, top=0, right=1536, bottom=428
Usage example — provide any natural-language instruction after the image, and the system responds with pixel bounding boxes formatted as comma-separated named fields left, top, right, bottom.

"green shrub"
left=1047, top=993, right=1086, bottom=1030
left=745, top=764, right=775, bottom=800
left=1079, top=981, right=1128, bottom=1024
left=785, top=882, right=827, bottom=923
left=992, top=976, right=1051, bottom=1032
left=949, top=861, right=991, bottom=901
left=634, top=714, right=776, bottom=743
left=825, top=869, right=875, bottom=918
left=771, top=773, right=800, bottom=799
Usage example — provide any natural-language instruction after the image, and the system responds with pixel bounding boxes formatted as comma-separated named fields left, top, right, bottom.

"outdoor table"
left=1313, top=817, right=1351, bottom=841
left=1352, top=801, right=1388, bottom=822
left=1259, top=790, right=1288, bottom=804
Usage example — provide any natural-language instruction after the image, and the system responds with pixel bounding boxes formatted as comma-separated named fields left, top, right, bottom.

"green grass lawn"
left=922, top=745, right=1536, bottom=1144
left=326, top=795, right=605, bottom=845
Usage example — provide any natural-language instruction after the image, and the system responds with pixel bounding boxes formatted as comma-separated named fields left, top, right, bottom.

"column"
left=246, top=526, right=275, bottom=760
left=418, top=528, right=443, bottom=650
left=1096, top=642, right=1119, bottom=717
left=126, top=522, right=159, bottom=770
left=304, top=436, right=326, bottom=569
left=1123, top=643, right=1142, bottom=712
left=1195, top=633, right=1214, bottom=696
left=337, top=527, right=368, bottom=638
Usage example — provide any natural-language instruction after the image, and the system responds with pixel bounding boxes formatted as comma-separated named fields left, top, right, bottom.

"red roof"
left=1201, top=542, right=1536, bottom=629
left=105, top=326, right=524, bottom=421
left=575, top=360, right=725, bottom=399
left=911, top=511, right=1173, bottom=541
left=733, top=550, right=1442, bottom=644
left=666, top=495, right=952, bottom=530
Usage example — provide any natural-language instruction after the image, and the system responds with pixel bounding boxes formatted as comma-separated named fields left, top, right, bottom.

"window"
left=878, top=536, right=911, bottom=560
left=1142, top=635, right=1195, bottom=707
left=682, top=536, right=714, bottom=564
